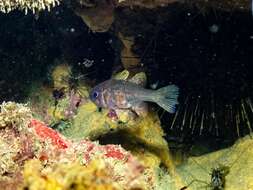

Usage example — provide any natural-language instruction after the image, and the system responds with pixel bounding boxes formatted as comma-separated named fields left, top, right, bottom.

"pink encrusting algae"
left=29, top=119, right=69, bottom=149
left=0, top=114, right=153, bottom=190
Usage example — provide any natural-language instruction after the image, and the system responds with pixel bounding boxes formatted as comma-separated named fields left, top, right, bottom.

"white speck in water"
left=209, top=24, right=219, bottom=33
left=187, top=12, right=191, bottom=16
left=150, top=81, right=159, bottom=89
left=70, top=28, right=75, bottom=33
left=250, top=36, right=253, bottom=39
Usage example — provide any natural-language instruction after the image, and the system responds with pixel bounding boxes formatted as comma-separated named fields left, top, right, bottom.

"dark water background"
left=117, top=4, right=253, bottom=152
left=0, top=3, right=253, bottom=154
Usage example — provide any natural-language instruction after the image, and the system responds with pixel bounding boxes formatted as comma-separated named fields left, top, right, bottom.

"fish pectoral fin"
left=114, top=108, right=137, bottom=122
left=131, top=102, right=148, bottom=117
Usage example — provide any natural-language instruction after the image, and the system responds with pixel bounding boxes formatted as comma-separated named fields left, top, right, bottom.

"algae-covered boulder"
left=0, top=101, right=154, bottom=190
left=156, top=135, right=253, bottom=190
left=0, top=101, right=32, bottom=130
left=22, top=159, right=122, bottom=190
left=177, top=135, right=253, bottom=190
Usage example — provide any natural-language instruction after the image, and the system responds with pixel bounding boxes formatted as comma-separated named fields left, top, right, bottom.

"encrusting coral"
left=22, top=159, right=122, bottom=190
left=0, top=101, right=32, bottom=130
left=0, top=0, right=60, bottom=14
left=51, top=63, right=72, bottom=92
left=0, top=101, right=153, bottom=189
left=172, top=135, right=253, bottom=190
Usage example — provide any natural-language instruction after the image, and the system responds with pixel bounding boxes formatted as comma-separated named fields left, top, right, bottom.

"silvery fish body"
left=90, top=79, right=179, bottom=115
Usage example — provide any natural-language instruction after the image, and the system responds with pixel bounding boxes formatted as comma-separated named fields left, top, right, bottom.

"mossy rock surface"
left=169, top=135, right=253, bottom=190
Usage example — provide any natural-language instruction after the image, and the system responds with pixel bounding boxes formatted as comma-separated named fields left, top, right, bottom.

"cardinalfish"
left=89, top=79, right=179, bottom=117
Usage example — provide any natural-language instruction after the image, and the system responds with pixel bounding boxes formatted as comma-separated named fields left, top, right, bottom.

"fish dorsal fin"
left=113, top=69, right=129, bottom=80
left=128, top=72, right=147, bottom=87
left=112, top=70, right=147, bottom=86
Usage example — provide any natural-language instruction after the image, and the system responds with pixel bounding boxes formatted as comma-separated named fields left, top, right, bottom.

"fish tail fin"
left=154, top=85, right=179, bottom=113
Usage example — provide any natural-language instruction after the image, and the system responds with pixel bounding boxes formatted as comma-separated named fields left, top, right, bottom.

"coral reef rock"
left=0, top=0, right=60, bottom=14
left=176, top=135, right=253, bottom=190
left=0, top=101, right=154, bottom=189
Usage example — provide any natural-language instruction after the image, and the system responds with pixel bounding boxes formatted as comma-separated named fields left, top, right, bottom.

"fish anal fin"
left=115, top=108, right=137, bottom=122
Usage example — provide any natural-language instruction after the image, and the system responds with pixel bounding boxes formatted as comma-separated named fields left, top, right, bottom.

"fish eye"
left=92, top=91, right=98, bottom=99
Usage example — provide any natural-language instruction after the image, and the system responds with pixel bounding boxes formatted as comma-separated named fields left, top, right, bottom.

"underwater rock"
left=51, top=63, right=72, bottom=92
left=0, top=0, right=250, bottom=16
left=71, top=0, right=250, bottom=35
left=22, top=157, right=152, bottom=190
left=26, top=121, right=152, bottom=189
left=73, top=0, right=115, bottom=33
left=0, top=0, right=60, bottom=14
left=117, top=0, right=179, bottom=8
left=29, top=119, right=69, bottom=149
left=0, top=101, right=32, bottom=130
left=0, top=101, right=153, bottom=189
left=118, top=33, right=141, bottom=69
left=22, top=159, right=122, bottom=190
left=191, top=0, right=250, bottom=12
left=28, top=63, right=89, bottom=127
left=175, top=135, right=253, bottom=190
left=28, top=120, right=155, bottom=189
